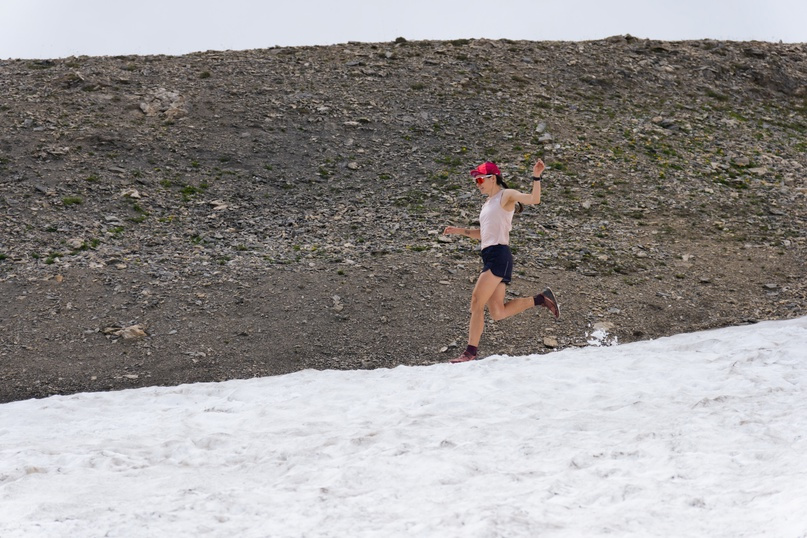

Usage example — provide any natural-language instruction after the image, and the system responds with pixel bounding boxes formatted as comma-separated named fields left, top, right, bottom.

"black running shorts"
left=480, top=244, right=513, bottom=284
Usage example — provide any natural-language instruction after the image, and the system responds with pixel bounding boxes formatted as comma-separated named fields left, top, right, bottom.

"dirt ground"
left=2, top=239, right=803, bottom=403
left=1, top=37, right=805, bottom=402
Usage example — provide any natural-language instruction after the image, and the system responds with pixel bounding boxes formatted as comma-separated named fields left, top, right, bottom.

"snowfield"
left=2, top=317, right=806, bottom=537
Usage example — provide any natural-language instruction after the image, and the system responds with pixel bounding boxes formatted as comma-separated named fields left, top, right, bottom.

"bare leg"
left=467, top=270, right=504, bottom=347
left=486, top=284, right=538, bottom=321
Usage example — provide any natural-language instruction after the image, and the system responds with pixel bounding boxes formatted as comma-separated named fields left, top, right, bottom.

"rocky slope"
left=1, top=36, right=805, bottom=402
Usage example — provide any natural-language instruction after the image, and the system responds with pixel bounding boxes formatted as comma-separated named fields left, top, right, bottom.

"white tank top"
left=479, top=190, right=514, bottom=250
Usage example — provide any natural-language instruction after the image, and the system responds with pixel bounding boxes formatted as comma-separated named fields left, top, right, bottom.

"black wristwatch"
left=532, top=176, right=542, bottom=181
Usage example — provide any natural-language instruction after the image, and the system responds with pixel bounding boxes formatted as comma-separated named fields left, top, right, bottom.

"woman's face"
left=475, top=174, right=496, bottom=195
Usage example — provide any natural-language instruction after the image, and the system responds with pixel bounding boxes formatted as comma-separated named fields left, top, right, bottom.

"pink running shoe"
left=450, top=350, right=477, bottom=363
left=539, top=287, right=560, bottom=319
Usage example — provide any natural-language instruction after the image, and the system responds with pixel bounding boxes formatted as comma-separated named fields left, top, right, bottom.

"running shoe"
left=450, top=351, right=477, bottom=363
left=539, top=287, right=560, bottom=319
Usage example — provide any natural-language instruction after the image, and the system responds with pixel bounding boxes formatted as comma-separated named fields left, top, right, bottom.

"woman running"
left=443, top=159, right=559, bottom=363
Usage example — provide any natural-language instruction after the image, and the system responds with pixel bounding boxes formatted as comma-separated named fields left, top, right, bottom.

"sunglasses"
left=474, top=175, right=493, bottom=185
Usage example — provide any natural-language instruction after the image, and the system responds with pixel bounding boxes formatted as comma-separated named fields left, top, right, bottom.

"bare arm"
left=443, top=226, right=481, bottom=240
left=502, top=159, right=545, bottom=209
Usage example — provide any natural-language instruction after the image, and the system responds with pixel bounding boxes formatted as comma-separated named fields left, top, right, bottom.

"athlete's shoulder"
left=500, top=188, right=519, bottom=204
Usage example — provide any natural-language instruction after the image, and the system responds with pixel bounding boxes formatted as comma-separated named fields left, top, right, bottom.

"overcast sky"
left=1, top=0, right=805, bottom=60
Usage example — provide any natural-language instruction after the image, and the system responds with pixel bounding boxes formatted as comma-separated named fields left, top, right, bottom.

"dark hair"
left=495, top=174, right=524, bottom=214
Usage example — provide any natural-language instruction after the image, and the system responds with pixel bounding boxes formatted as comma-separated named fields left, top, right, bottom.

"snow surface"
left=2, top=318, right=807, bottom=537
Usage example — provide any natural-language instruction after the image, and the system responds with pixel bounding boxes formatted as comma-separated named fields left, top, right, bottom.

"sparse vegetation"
left=0, top=38, right=803, bottom=403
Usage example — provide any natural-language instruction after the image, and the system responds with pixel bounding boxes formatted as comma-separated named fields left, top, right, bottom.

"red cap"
left=470, top=161, right=501, bottom=177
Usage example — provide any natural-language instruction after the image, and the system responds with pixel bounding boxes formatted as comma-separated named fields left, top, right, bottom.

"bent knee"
left=488, top=306, right=506, bottom=321
left=469, top=295, right=487, bottom=313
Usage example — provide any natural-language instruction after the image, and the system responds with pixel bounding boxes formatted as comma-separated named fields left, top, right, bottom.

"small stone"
left=543, top=336, right=559, bottom=348
left=120, top=188, right=140, bottom=199
left=119, top=325, right=147, bottom=339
